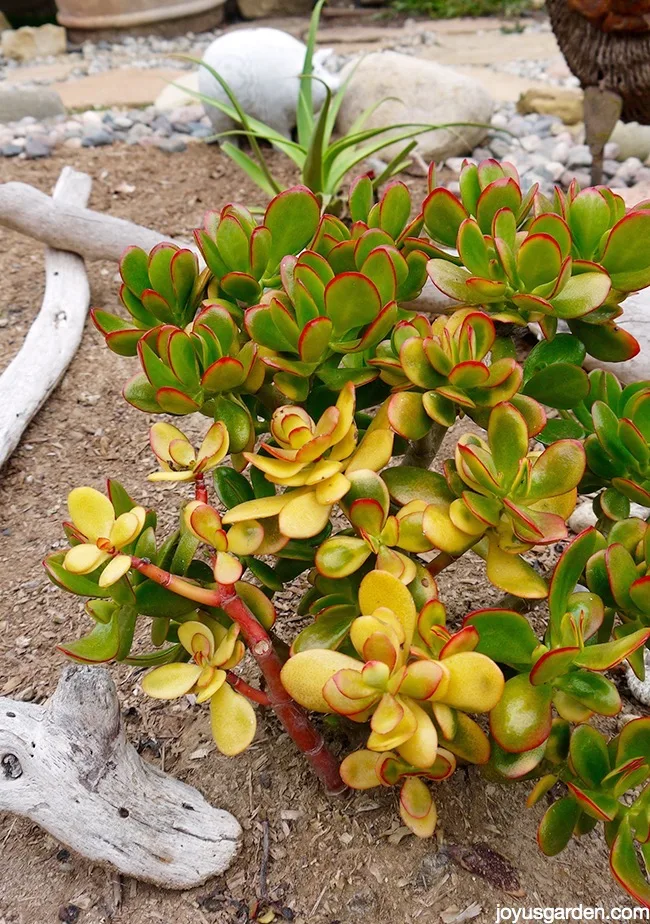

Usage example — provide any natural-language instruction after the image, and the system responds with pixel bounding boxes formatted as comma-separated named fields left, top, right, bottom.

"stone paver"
left=52, top=67, right=186, bottom=110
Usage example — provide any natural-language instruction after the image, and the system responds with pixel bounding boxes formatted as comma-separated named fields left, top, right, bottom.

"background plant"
left=47, top=157, right=650, bottom=905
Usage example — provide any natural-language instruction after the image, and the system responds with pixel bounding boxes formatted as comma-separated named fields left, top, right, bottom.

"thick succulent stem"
left=194, top=474, right=208, bottom=505
left=129, top=557, right=345, bottom=795
left=426, top=551, right=457, bottom=577
left=403, top=422, right=447, bottom=469
left=226, top=672, right=270, bottom=706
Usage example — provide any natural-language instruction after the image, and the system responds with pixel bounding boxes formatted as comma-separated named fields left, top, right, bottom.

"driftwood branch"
left=0, top=168, right=92, bottom=469
left=0, top=179, right=197, bottom=263
left=0, top=665, right=241, bottom=888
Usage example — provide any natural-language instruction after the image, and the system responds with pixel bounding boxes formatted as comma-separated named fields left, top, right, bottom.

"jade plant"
left=46, top=158, right=650, bottom=905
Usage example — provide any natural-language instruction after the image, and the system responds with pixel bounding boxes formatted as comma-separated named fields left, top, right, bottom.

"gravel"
left=2, top=17, right=650, bottom=193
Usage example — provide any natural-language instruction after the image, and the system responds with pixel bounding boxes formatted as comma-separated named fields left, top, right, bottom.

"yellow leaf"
left=210, top=683, right=257, bottom=756
left=279, top=490, right=331, bottom=539
left=304, top=459, right=344, bottom=485
left=331, top=382, right=356, bottom=444
left=222, top=492, right=294, bottom=525
left=147, top=470, right=196, bottom=482
left=195, top=667, right=227, bottom=703
left=169, top=437, right=196, bottom=468
left=244, top=453, right=305, bottom=481
left=281, top=650, right=363, bottom=713
left=432, top=651, right=504, bottom=712
left=64, top=542, right=109, bottom=575
left=400, top=778, right=437, bottom=837
left=150, top=422, right=190, bottom=463
left=346, top=428, right=394, bottom=474
left=178, top=621, right=215, bottom=660
left=358, top=570, right=417, bottom=649
left=196, top=421, right=229, bottom=471
left=110, top=510, right=144, bottom=549
left=68, top=486, right=115, bottom=543
left=214, top=551, right=244, bottom=585
left=340, top=749, right=381, bottom=790
left=486, top=536, right=548, bottom=599
left=314, top=472, right=351, bottom=505
left=396, top=701, right=439, bottom=769
left=226, top=520, right=265, bottom=556
left=422, top=504, right=475, bottom=556
left=367, top=700, right=418, bottom=752
left=98, top=553, right=132, bottom=587
left=141, top=662, right=202, bottom=699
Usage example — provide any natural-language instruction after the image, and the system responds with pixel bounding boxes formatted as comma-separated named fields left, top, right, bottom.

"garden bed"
left=0, top=145, right=641, bottom=923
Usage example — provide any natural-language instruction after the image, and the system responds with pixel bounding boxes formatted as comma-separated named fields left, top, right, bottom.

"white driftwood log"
left=0, top=665, right=241, bottom=888
left=0, top=167, right=92, bottom=469
left=0, top=178, right=198, bottom=263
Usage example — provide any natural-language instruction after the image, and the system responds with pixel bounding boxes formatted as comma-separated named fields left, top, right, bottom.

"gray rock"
left=604, top=141, right=620, bottom=160
left=113, top=116, right=134, bottom=130
left=81, top=129, right=114, bottom=147
left=566, top=144, right=592, bottom=168
left=24, top=137, right=52, bottom=159
left=551, top=140, right=570, bottom=164
left=189, top=123, right=213, bottom=139
left=521, top=134, right=541, bottom=153
left=126, top=123, right=153, bottom=144
left=337, top=51, right=494, bottom=162
left=157, top=136, right=188, bottom=153
left=489, top=136, right=512, bottom=158
left=544, top=160, right=565, bottom=182
left=0, top=87, right=65, bottom=125
left=1, top=144, right=22, bottom=157
left=171, top=121, right=192, bottom=134
left=614, top=156, right=643, bottom=185
left=603, top=159, right=619, bottom=177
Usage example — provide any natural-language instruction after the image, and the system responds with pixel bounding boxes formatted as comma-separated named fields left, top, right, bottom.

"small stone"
left=521, top=134, right=541, bottom=153
left=127, top=123, right=153, bottom=144
left=544, top=160, right=565, bottom=181
left=566, top=144, right=592, bottom=168
left=189, top=123, right=213, bottom=139
left=63, top=137, right=82, bottom=150
left=81, top=129, right=114, bottom=148
left=82, top=110, right=104, bottom=126
left=615, top=156, right=643, bottom=185
left=171, top=121, right=192, bottom=134
left=24, top=137, right=51, bottom=159
left=488, top=137, right=511, bottom=158
left=551, top=140, right=570, bottom=164
left=561, top=168, right=590, bottom=187
left=1, top=144, right=22, bottom=157
left=157, top=136, right=188, bottom=153
left=604, top=141, right=620, bottom=160
left=603, top=159, right=619, bottom=177
left=113, top=115, right=134, bottom=130
left=569, top=500, right=597, bottom=534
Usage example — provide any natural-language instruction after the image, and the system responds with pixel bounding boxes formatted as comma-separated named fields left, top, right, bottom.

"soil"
left=0, top=145, right=639, bottom=924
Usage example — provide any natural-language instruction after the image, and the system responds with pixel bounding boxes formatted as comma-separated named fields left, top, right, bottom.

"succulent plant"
left=531, top=719, right=650, bottom=906
left=424, top=160, right=649, bottom=362
left=42, top=158, right=650, bottom=904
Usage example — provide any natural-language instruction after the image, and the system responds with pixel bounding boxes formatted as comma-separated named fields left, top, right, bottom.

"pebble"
left=566, top=144, right=592, bottom=168
left=24, top=137, right=51, bottom=158
left=81, top=128, right=114, bottom=147
left=1, top=143, right=22, bottom=157
left=157, top=136, right=188, bottom=153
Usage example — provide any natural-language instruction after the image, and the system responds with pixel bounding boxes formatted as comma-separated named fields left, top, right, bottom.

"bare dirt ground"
left=0, top=145, right=638, bottom=924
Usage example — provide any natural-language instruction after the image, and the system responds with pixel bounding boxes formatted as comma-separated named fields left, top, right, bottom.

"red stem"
left=427, top=551, right=457, bottom=576
left=130, top=556, right=345, bottom=795
left=195, top=474, right=208, bottom=504
left=227, top=671, right=270, bottom=706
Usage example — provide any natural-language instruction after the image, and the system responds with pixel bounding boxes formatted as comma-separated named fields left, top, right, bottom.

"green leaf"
left=463, top=609, right=538, bottom=669
left=538, top=797, right=581, bottom=856
left=383, top=467, right=453, bottom=507
left=57, top=616, right=120, bottom=663
left=422, top=187, right=468, bottom=247
left=325, top=272, right=381, bottom=335
left=44, top=556, right=106, bottom=598
left=264, top=186, right=320, bottom=272
left=292, top=604, right=358, bottom=653
left=134, top=581, right=198, bottom=619
left=550, top=273, right=611, bottom=319
left=610, top=817, right=650, bottom=905
left=553, top=669, right=621, bottom=716
left=569, top=724, right=610, bottom=787
left=489, top=673, right=553, bottom=753
left=602, top=211, right=650, bottom=292
left=548, top=528, right=605, bottom=642
left=214, top=467, right=254, bottom=509
left=568, top=318, right=640, bottom=363
left=523, top=363, right=589, bottom=410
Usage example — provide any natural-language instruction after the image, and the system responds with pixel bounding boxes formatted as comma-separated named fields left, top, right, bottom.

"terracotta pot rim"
left=56, top=0, right=225, bottom=30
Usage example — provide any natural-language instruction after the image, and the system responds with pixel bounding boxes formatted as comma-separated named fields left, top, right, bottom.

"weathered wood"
left=0, top=167, right=95, bottom=469
left=0, top=178, right=197, bottom=262
left=0, top=665, right=241, bottom=888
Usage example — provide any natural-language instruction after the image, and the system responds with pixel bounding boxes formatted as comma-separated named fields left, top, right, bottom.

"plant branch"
left=195, top=474, right=208, bottom=505
left=129, top=557, right=345, bottom=795
left=403, top=422, right=447, bottom=469
left=226, top=672, right=270, bottom=706
left=426, top=551, right=458, bottom=577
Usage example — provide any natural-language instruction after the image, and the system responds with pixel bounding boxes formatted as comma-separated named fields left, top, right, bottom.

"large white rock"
left=336, top=51, right=494, bottom=162
left=155, top=71, right=199, bottom=112
left=584, top=289, right=650, bottom=384
left=198, top=28, right=339, bottom=141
